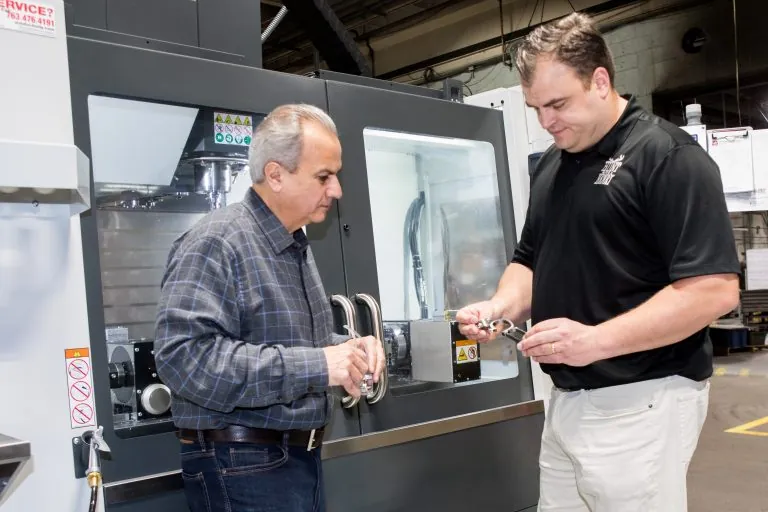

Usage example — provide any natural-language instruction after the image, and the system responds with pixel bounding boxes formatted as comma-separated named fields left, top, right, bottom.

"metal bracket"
left=72, top=427, right=112, bottom=479
left=71, top=437, right=88, bottom=479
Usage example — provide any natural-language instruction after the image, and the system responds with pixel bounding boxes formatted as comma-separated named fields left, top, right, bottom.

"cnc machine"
left=0, top=3, right=544, bottom=511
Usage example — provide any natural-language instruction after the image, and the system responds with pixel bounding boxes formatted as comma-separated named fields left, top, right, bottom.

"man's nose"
left=539, top=109, right=556, bottom=131
left=328, top=177, right=342, bottom=199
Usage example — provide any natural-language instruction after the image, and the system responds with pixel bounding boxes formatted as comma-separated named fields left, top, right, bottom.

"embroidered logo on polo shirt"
left=594, top=154, right=625, bottom=186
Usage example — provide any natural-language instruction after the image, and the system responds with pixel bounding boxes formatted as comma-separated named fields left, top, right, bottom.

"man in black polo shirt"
left=457, top=12, right=740, bottom=512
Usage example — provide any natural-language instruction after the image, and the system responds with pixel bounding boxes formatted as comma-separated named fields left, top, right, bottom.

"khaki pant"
left=538, top=375, right=709, bottom=512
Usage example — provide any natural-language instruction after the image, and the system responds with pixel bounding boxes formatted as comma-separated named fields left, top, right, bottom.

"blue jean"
left=179, top=435, right=325, bottom=512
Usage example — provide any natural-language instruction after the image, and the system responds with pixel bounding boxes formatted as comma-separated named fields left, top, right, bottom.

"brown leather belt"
left=177, top=425, right=325, bottom=451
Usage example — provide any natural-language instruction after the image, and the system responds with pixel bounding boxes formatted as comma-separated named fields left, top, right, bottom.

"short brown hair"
left=514, top=13, right=615, bottom=87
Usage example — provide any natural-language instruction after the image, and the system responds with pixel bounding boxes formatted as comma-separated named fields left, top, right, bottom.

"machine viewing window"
left=87, top=95, right=263, bottom=436
left=362, top=128, right=518, bottom=395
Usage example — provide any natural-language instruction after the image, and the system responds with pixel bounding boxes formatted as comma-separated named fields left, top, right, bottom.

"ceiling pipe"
left=377, top=0, right=645, bottom=81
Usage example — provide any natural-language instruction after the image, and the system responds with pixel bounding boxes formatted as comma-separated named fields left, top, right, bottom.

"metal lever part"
left=476, top=318, right=526, bottom=343
left=330, top=295, right=360, bottom=409
left=353, top=293, right=388, bottom=405
left=343, top=324, right=374, bottom=397
left=82, top=426, right=111, bottom=490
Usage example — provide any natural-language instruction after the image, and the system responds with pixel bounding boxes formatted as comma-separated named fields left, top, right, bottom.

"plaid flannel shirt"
left=155, top=188, right=343, bottom=430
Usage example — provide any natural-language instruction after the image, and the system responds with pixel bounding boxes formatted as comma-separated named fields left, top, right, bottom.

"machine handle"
left=353, top=293, right=389, bottom=404
left=329, top=295, right=360, bottom=409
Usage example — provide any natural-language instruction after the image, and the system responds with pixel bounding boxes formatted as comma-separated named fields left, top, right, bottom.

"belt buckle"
left=306, top=429, right=317, bottom=451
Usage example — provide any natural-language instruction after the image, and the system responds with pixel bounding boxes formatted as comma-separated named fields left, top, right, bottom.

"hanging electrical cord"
left=403, top=192, right=428, bottom=319
left=732, top=0, right=742, bottom=126
left=88, top=486, right=98, bottom=512
left=498, top=0, right=508, bottom=68
left=409, top=192, right=428, bottom=319
left=527, top=0, right=540, bottom=27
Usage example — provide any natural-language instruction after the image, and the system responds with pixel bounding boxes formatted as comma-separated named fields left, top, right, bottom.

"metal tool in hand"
left=343, top=325, right=374, bottom=396
left=476, top=318, right=526, bottom=343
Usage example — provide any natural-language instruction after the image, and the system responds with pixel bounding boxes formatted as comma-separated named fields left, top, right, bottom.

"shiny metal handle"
left=330, top=295, right=360, bottom=409
left=353, top=293, right=389, bottom=404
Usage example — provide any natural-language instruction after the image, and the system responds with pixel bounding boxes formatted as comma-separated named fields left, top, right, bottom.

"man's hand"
left=455, top=300, right=504, bottom=343
left=517, top=318, right=604, bottom=367
left=323, top=339, right=369, bottom=398
left=357, top=335, right=386, bottom=384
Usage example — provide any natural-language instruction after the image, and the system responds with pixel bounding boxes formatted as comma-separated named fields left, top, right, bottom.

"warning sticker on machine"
left=0, top=0, right=56, bottom=38
left=214, top=112, right=253, bottom=147
left=455, top=339, right=478, bottom=364
left=65, top=348, right=96, bottom=429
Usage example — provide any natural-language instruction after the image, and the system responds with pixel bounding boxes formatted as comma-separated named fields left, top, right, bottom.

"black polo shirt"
left=513, top=96, right=740, bottom=390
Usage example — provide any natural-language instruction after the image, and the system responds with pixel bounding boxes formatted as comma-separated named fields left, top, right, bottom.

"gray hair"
left=514, top=12, right=615, bottom=87
left=249, top=104, right=338, bottom=184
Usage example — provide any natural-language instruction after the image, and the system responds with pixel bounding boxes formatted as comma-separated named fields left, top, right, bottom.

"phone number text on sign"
left=0, top=0, right=56, bottom=37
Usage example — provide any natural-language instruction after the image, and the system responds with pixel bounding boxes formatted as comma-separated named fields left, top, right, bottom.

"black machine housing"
left=67, top=3, right=543, bottom=511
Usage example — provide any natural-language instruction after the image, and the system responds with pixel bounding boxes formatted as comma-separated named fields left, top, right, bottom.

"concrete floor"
left=688, top=352, right=768, bottom=512
left=713, top=349, right=768, bottom=377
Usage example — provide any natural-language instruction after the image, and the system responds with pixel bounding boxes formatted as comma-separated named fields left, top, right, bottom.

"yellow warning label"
left=234, top=116, right=242, bottom=125
left=456, top=339, right=477, bottom=364
left=244, top=117, right=252, bottom=126
left=215, top=114, right=223, bottom=123
left=225, top=115, right=232, bottom=124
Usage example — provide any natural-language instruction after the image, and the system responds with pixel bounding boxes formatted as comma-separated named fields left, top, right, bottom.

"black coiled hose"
left=88, top=485, right=98, bottom=512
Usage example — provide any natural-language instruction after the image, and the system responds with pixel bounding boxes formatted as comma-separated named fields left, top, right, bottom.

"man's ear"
left=591, top=67, right=612, bottom=99
left=263, top=161, right=283, bottom=192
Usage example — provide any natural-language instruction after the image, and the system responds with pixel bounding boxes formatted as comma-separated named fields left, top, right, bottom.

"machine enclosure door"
left=69, top=36, right=360, bottom=498
left=314, top=81, right=535, bottom=435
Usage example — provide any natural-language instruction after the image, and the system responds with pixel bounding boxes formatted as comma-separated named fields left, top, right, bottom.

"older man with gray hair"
left=155, top=104, right=385, bottom=512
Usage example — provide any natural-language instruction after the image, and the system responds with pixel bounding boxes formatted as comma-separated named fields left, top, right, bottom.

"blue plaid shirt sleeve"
left=331, top=333, right=351, bottom=345
left=154, top=235, right=330, bottom=413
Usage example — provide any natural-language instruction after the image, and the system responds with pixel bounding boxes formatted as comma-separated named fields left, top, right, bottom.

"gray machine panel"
left=67, top=35, right=355, bottom=488
left=100, top=401, right=544, bottom=510
left=318, top=80, right=535, bottom=433
left=198, top=0, right=262, bottom=67
left=323, top=411, right=544, bottom=512
left=315, top=69, right=444, bottom=100
left=109, top=490, right=188, bottom=512
left=69, top=0, right=107, bottom=29
left=306, top=200, right=348, bottom=300
left=66, top=0, right=261, bottom=68
left=106, top=0, right=198, bottom=47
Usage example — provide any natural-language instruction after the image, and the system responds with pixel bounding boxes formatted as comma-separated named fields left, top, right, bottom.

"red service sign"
left=0, top=0, right=56, bottom=37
